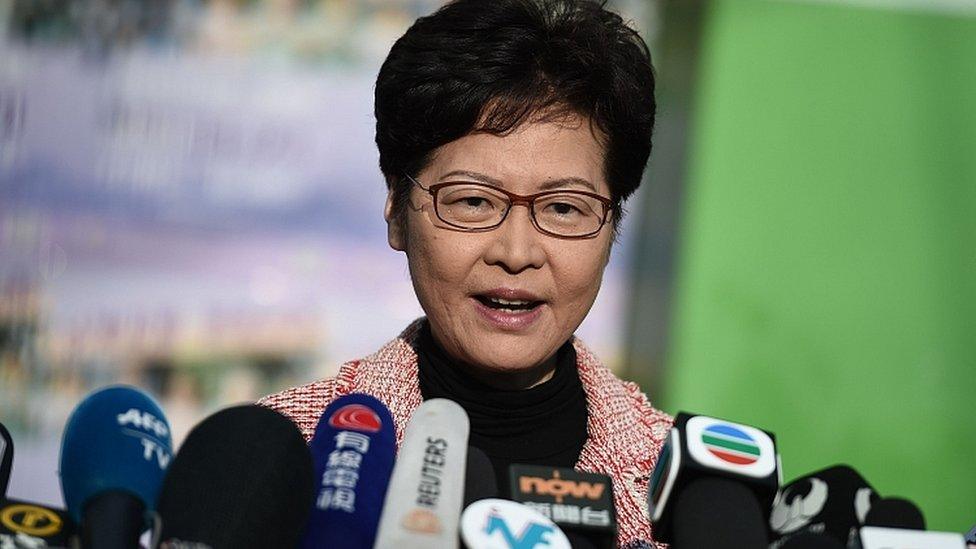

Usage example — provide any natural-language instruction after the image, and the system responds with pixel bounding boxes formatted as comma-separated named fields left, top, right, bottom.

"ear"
left=600, top=232, right=617, bottom=269
left=384, top=189, right=406, bottom=251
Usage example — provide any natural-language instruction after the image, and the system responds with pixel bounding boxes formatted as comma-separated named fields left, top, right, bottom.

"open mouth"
left=474, top=295, right=544, bottom=313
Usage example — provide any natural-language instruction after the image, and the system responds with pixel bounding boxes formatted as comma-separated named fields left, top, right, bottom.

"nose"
left=482, top=204, right=546, bottom=274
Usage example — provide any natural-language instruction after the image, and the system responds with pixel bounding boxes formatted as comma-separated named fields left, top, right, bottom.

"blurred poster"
left=0, top=0, right=653, bottom=505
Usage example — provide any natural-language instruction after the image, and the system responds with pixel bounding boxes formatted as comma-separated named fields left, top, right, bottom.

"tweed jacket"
left=258, top=320, right=673, bottom=549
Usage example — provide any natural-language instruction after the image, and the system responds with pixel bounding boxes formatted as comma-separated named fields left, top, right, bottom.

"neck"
left=454, top=354, right=558, bottom=390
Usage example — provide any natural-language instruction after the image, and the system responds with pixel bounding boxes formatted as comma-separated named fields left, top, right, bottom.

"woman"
left=260, top=0, right=672, bottom=547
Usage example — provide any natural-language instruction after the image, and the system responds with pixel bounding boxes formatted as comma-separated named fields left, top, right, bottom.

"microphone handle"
left=82, top=490, right=145, bottom=549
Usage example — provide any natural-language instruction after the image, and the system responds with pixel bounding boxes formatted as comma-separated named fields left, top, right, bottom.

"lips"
left=471, top=288, right=546, bottom=330
left=474, top=288, right=545, bottom=311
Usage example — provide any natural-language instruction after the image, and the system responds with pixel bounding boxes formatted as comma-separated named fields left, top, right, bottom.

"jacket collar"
left=341, top=318, right=667, bottom=481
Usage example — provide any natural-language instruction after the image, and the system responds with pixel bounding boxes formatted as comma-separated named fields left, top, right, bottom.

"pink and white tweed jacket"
left=258, top=320, right=673, bottom=549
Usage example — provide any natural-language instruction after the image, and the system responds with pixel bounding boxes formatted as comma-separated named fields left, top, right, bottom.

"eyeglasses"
left=405, top=174, right=613, bottom=239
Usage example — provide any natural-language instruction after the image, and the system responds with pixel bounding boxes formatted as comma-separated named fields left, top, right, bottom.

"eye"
left=548, top=201, right=583, bottom=216
left=459, top=196, right=493, bottom=209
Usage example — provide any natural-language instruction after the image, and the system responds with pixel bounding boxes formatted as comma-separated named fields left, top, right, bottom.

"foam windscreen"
left=59, top=385, right=173, bottom=524
left=672, top=477, right=769, bottom=549
left=864, top=497, right=926, bottom=531
left=463, top=446, right=497, bottom=508
left=156, top=405, right=314, bottom=549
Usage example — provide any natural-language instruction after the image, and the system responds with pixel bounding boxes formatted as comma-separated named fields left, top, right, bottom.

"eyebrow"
left=439, top=170, right=598, bottom=193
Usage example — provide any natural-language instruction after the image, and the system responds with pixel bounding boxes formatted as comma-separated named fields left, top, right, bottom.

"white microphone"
left=460, top=498, right=571, bottom=549
left=373, top=398, right=470, bottom=549
left=857, top=526, right=967, bottom=549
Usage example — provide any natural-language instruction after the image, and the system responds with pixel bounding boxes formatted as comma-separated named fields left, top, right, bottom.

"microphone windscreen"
left=770, top=464, right=878, bottom=544
left=156, top=405, right=314, bottom=549
left=374, top=398, right=470, bottom=549
left=863, top=497, right=925, bottom=530
left=59, top=385, right=173, bottom=524
left=300, top=393, right=396, bottom=549
left=0, top=421, right=12, bottom=499
left=672, top=477, right=769, bottom=549
left=463, top=446, right=497, bottom=508
left=778, top=531, right=846, bottom=549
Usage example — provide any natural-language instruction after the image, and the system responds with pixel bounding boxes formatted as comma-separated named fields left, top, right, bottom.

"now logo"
left=519, top=470, right=605, bottom=504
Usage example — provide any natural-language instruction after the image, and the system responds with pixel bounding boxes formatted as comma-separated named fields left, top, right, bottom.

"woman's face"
left=386, top=116, right=613, bottom=386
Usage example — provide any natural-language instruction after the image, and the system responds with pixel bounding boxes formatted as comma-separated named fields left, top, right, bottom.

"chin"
left=468, top=347, right=554, bottom=373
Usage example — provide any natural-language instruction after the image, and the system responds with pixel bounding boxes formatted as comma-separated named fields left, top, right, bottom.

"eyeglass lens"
left=434, top=183, right=605, bottom=237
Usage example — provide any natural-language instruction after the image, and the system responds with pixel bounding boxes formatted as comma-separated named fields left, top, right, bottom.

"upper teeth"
left=489, top=297, right=531, bottom=305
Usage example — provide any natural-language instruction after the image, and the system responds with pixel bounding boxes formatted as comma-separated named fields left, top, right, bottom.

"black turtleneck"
left=415, top=322, right=589, bottom=495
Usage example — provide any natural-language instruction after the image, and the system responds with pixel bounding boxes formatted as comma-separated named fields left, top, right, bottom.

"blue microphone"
left=299, top=393, right=396, bottom=549
left=59, top=385, right=173, bottom=548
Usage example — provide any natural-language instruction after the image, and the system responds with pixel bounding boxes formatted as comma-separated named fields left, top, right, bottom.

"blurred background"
left=0, top=0, right=973, bottom=534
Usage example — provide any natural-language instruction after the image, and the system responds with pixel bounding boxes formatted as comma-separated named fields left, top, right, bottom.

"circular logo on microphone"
left=0, top=504, right=63, bottom=537
left=402, top=508, right=442, bottom=534
left=701, top=423, right=761, bottom=465
left=328, top=404, right=382, bottom=432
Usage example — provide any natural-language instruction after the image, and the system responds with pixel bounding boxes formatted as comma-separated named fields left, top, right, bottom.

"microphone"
left=863, top=497, right=925, bottom=530
left=769, top=465, right=878, bottom=547
left=59, top=385, right=173, bottom=549
left=299, top=393, right=396, bottom=549
left=156, top=405, right=315, bottom=549
left=966, top=523, right=976, bottom=547
left=507, top=464, right=615, bottom=549
left=648, top=411, right=779, bottom=547
left=460, top=498, right=571, bottom=549
left=855, top=526, right=967, bottom=549
left=671, top=476, right=769, bottom=548
left=0, top=496, right=76, bottom=548
left=463, top=446, right=498, bottom=508
left=374, top=398, right=470, bottom=549
left=1, top=421, right=12, bottom=499
left=2, top=420, right=76, bottom=547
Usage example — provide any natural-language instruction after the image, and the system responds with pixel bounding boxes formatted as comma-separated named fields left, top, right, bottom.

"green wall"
left=666, top=0, right=976, bottom=532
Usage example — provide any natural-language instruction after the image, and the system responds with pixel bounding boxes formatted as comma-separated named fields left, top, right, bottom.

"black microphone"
left=671, top=476, right=769, bottom=548
left=0, top=496, right=76, bottom=548
left=966, top=523, right=976, bottom=547
left=0, top=421, right=12, bottom=499
left=156, top=405, right=315, bottom=549
left=863, top=497, right=925, bottom=530
left=769, top=464, right=878, bottom=547
left=1, top=420, right=77, bottom=547
left=463, top=446, right=497, bottom=508
left=508, top=464, right=616, bottom=549
left=648, top=411, right=779, bottom=547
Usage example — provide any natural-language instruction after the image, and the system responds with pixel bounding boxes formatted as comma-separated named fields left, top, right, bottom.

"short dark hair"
left=375, top=0, right=655, bottom=229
